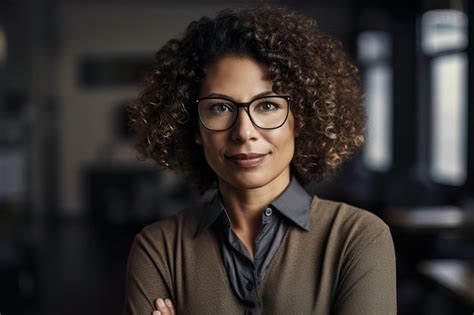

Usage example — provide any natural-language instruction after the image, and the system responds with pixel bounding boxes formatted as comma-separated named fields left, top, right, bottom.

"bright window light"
left=430, top=53, right=468, bottom=185
left=363, top=65, right=393, bottom=171
left=358, top=31, right=392, bottom=171
left=358, top=31, right=391, bottom=62
left=421, top=9, right=468, bottom=55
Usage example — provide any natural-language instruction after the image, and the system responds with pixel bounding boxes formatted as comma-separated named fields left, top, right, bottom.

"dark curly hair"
left=129, top=4, right=365, bottom=192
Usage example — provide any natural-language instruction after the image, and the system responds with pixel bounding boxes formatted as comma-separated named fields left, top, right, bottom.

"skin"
left=154, top=55, right=297, bottom=314
left=153, top=298, right=175, bottom=315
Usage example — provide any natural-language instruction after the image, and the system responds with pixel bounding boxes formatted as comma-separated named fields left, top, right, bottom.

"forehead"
left=199, top=55, right=273, bottom=98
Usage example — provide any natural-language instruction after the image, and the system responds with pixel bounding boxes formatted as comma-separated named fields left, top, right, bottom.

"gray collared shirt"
left=195, top=177, right=313, bottom=315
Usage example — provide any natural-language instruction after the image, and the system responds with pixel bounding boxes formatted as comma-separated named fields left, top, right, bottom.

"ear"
left=294, top=122, right=300, bottom=138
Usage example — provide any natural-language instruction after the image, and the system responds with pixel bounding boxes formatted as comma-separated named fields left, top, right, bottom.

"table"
left=384, top=206, right=474, bottom=233
left=417, top=259, right=474, bottom=309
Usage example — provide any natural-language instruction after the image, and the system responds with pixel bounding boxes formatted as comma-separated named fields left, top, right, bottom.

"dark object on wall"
left=114, top=101, right=132, bottom=140
left=78, top=56, right=152, bottom=88
left=83, top=164, right=195, bottom=226
left=0, top=239, right=38, bottom=313
left=1, top=89, right=28, bottom=116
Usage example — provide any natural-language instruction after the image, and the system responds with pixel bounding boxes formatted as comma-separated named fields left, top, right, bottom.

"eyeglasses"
left=195, top=95, right=292, bottom=131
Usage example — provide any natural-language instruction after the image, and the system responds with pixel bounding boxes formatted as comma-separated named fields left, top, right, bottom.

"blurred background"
left=0, top=0, right=473, bottom=314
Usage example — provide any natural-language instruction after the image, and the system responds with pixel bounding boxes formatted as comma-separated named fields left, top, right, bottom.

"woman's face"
left=196, top=55, right=296, bottom=190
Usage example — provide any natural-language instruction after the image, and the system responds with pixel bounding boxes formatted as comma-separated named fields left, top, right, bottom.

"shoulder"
left=310, top=196, right=393, bottom=253
left=312, top=195, right=389, bottom=232
left=314, top=198, right=398, bottom=314
left=315, top=197, right=387, bottom=228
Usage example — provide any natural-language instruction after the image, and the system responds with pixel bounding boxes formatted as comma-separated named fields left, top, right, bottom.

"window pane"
left=357, top=31, right=391, bottom=63
left=430, top=53, right=467, bottom=185
left=357, top=31, right=393, bottom=172
left=421, top=9, right=467, bottom=55
left=0, top=148, right=26, bottom=203
left=363, top=64, right=393, bottom=171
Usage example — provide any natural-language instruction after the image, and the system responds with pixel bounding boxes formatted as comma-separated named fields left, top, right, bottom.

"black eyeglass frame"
left=195, top=95, right=293, bottom=131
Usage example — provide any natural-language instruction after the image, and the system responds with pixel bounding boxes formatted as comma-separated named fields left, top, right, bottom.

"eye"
left=210, top=103, right=234, bottom=113
left=256, top=102, right=278, bottom=112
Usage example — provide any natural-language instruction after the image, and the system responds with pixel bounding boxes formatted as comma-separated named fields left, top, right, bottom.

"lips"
left=226, top=153, right=268, bottom=168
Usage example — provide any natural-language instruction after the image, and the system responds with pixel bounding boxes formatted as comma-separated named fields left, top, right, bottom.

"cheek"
left=271, top=124, right=296, bottom=161
left=273, top=120, right=296, bottom=147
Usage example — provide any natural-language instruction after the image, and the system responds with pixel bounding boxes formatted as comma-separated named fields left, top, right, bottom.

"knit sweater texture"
left=123, top=195, right=397, bottom=314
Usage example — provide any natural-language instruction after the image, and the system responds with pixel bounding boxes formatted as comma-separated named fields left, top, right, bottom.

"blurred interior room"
left=0, top=0, right=473, bottom=314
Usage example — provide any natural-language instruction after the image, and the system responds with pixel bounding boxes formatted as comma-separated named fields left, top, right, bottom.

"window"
left=358, top=31, right=393, bottom=172
left=421, top=9, right=468, bottom=185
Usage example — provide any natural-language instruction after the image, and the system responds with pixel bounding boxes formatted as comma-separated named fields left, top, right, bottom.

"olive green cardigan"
left=123, top=195, right=397, bottom=314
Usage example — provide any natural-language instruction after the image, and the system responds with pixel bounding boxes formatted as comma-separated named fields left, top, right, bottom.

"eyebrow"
left=202, top=90, right=276, bottom=100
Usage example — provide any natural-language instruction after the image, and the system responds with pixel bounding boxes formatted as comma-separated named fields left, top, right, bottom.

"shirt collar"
left=194, top=191, right=223, bottom=238
left=271, top=177, right=312, bottom=230
left=194, top=177, right=312, bottom=238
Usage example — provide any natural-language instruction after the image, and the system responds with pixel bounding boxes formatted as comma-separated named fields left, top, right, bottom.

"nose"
left=231, top=108, right=258, bottom=143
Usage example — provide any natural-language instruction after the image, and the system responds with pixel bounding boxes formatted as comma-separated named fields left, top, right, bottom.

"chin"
left=220, top=170, right=283, bottom=191
left=231, top=178, right=268, bottom=190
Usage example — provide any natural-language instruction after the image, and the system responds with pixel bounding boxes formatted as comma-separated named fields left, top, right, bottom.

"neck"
left=218, top=170, right=291, bottom=233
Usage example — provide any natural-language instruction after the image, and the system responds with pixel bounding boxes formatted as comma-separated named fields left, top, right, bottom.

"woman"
left=124, top=4, right=396, bottom=315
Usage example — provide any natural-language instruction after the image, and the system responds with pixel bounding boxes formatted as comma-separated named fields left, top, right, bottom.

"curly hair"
left=129, top=4, right=365, bottom=192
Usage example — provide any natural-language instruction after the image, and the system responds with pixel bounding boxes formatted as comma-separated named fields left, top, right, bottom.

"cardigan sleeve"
left=123, top=225, right=174, bottom=315
left=333, top=221, right=397, bottom=315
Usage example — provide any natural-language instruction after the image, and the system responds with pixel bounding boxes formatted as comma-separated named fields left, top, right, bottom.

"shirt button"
left=246, top=281, right=254, bottom=290
left=264, top=208, right=273, bottom=217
